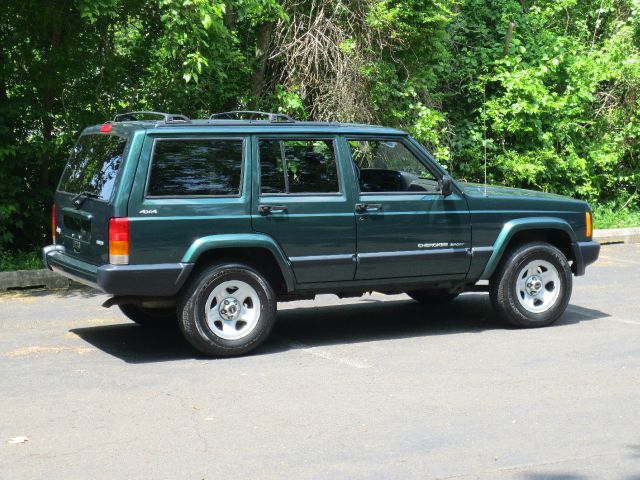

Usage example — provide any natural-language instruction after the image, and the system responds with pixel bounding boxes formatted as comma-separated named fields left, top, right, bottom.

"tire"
left=118, top=304, right=177, bottom=327
left=490, top=242, right=572, bottom=328
left=406, top=289, right=459, bottom=303
left=178, top=263, right=277, bottom=357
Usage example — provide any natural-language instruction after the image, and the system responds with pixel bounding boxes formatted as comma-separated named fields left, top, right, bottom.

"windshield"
left=58, top=134, right=128, bottom=201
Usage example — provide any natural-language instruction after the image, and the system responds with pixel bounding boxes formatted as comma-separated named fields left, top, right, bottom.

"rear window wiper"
left=71, top=191, right=100, bottom=208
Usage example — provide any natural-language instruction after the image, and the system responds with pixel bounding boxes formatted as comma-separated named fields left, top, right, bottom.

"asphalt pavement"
left=1, top=243, right=639, bottom=479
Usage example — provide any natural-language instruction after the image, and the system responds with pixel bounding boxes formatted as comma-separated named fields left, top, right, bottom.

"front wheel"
left=178, top=263, right=277, bottom=357
left=490, top=242, right=572, bottom=328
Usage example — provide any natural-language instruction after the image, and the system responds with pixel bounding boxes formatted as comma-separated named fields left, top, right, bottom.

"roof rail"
left=113, top=111, right=191, bottom=124
left=210, top=110, right=295, bottom=123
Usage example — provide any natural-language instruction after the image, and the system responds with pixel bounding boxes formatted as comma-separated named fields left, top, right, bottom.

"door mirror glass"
left=439, top=174, right=453, bottom=197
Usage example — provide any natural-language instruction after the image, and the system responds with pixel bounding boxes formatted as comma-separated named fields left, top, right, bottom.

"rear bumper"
left=571, top=240, right=600, bottom=276
left=42, top=245, right=193, bottom=296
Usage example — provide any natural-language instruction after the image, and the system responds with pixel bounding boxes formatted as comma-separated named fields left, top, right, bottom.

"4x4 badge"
left=139, top=209, right=158, bottom=214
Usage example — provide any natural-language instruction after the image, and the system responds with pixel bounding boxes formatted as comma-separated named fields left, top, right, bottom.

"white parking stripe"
left=276, top=337, right=370, bottom=369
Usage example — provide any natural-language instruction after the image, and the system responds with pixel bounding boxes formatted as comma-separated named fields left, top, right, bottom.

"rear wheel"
left=406, top=289, right=459, bottom=304
left=178, top=263, right=277, bottom=357
left=118, top=304, right=176, bottom=327
left=490, top=242, right=572, bottom=328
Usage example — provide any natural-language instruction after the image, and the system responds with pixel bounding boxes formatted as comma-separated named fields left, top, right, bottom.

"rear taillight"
left=51, top=204, right=56, bottom=244
left=108, top=217, right=129, bottom=265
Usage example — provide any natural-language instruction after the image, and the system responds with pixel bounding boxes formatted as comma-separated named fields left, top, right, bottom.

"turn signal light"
left=109, top=217, right=129, bottom=265
left=585, top=211, right=592, bottom=239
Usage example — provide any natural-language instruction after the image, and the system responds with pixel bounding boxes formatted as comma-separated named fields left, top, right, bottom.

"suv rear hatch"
left=54, top=130, right=130, bottom=265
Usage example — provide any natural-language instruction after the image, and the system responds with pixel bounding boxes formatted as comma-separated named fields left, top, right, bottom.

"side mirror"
left=439, top=174, right=453, bottom=197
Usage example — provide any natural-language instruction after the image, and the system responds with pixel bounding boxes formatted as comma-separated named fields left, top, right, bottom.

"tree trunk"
left=249, top=22, right=274, bottom=109
left=39, top=24, right=61, bottom=189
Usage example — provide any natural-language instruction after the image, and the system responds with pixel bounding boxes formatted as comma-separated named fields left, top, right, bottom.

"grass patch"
left=0, top=250, right=43, bottom=271
left=591, top=204, right=640, bottom=229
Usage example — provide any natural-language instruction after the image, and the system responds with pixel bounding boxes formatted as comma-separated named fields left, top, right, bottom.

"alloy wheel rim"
left=515, top=259, right=561, bottom=314
left=205, top=280, right=261, bottom=340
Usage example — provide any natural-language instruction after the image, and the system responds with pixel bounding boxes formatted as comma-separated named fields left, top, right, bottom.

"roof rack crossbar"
left=113, top=111, right=191, bottom=124
left=209, top=110, right=295, bottom=123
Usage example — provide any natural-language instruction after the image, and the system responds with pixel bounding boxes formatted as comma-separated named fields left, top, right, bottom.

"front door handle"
left=259, top=205, right=288, bottom=215
left=355, top=203, right=383, bottom=213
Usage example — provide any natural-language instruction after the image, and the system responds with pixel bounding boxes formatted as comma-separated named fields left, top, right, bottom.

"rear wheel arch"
left=188, top=247, right=290, bottom=296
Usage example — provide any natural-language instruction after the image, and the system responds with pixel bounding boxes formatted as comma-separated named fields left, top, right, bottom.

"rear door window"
left=146, top=138, right=244, bottom=197
left=58, top=134, right=128, bottom=201
left=258, top=139, right=339, bottom=194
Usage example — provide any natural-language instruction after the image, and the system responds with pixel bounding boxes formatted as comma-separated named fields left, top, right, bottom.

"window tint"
left=59, top=134, right=127, bottom=200
left=147, top=139, right=243, bottom=196
left=348, top=139, right=438, bottom=193
left=259, top=139, right=339, bottom=194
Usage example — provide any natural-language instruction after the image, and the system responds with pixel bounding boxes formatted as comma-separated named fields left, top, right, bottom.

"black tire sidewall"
left=179, top=264, right=276, bottom=357
left=492, top=243, right=572, bottom=328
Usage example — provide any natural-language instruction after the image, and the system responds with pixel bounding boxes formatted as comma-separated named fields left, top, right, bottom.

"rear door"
left=251, top=134, right=357, bottom=283
left=55, top=130, right=133, bottom=265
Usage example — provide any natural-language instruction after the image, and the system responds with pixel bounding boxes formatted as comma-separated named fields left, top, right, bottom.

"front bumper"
left=572, top=240, right=600, bottom=276
left=42, top=245, right=193, bottom=296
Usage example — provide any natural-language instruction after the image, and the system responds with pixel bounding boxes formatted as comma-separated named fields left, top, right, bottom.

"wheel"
left=178, top=263, right=277, bottom=357
left=118, top=304, right=177, bottom=327
left=406, top=289, right=459, bottom=303
left=490, top=242, right=572, bottom=328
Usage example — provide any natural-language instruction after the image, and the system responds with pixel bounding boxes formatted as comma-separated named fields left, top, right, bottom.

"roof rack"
left=210, top=110, right=295, bottom=123
left=113, top=111, right=191, bottom=124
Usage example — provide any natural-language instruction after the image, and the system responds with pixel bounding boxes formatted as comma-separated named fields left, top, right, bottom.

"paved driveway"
left=1, top=244, right=639, bottom=479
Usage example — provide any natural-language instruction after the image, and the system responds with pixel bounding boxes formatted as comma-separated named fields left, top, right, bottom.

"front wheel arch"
left=482, top=224, right=577, bottom=280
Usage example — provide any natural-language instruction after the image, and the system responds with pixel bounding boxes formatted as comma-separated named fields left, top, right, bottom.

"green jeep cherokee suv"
left=43, top=111, right=600, bottom=357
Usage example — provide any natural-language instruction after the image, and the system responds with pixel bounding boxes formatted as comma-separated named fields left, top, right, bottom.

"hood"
left=457, top=182, right=569, bottom=200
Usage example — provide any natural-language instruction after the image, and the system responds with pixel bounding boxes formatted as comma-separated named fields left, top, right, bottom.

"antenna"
left=483, top=85, right=488, bottom=197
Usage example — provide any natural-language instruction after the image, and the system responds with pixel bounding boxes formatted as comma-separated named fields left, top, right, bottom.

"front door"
left=348, top=137, right=471, bottom=280
left=251, top=135, right=356, bottom=284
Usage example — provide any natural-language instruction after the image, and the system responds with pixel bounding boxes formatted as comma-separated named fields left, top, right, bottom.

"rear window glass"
left=147, top=139, right=243, bottom=197
left=58, top=134, right=128, bottom=200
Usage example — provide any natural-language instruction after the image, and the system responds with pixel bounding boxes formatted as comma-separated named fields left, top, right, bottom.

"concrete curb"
left=593, top=227, right=640, bottom=245
left=0, top=269, right=69, bottom=292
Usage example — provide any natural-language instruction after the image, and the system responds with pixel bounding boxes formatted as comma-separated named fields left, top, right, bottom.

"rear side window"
left=58, top=134, right=128, bottom=201
left=147, top=139, right=243, bottom=197
left=258, top=139, right=339, bottom=194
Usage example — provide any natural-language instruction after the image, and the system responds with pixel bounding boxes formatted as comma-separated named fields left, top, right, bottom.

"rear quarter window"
left=146, top=139, right=244, bottom=197
left=58, top=134, right=128, bottom=201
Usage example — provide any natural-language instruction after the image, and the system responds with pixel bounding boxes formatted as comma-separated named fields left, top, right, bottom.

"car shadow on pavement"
left=69, top=293, right=610, bottom=364
left=260, top=293, right=609, bottom=354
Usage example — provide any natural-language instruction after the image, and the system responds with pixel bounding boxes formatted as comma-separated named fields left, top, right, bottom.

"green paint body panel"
left=44, top=118, right=598, bottom=298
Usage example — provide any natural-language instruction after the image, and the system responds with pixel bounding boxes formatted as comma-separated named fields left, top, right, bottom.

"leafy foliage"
left=0, top=0, right=639, bottom=259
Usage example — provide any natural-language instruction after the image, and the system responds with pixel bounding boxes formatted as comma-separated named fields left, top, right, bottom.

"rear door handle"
left=355, top=203, right=383, bottom=213
left=259, top=205, right=288, bottom=215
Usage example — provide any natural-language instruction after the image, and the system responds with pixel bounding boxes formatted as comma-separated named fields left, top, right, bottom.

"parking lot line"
left=275, top=336, right=370, bottom=369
